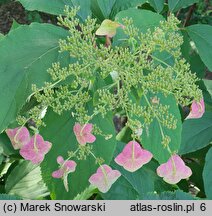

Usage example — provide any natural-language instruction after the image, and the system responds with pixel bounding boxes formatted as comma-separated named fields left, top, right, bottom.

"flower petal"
left=19, top=134, right=51, bottom=164
left=186, top=98, right=205, bottom=119
left=6, top=127, right=30, bottom=149
left=57, top=156, right=64, bottom=165
left=157, top=154, right=192, bottom=184
left=85, top=134, right=96, bottom=143
left=31, top=153, right=44, bottom=164
left=89, top=164, right=121, bottom=193
left=35, top=134, right=52, bottom=154
left=52, top=169, right=64, bottom=178
left=74, top=123, right=96, bottom=145
left=96, top=19, right=123, bottom=38
left=115, top=141, right=152, bottom=172
left=83, top=123, right=93, bottom=133
left=64, top=160, right=77, bottom=172
left=76, top=135, right=87, bottom=145
left=73, top=123, right=81, bottom=135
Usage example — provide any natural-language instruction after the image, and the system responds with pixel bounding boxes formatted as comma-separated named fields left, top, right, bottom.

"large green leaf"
left=141, top=94, right=182, bottom=164
left=0, top=23, right=69, bottom=133
left=114, top=8, right=164, bottom=46
left=203, top=147, right=212, bottom=199
left=0, top=194, right=22, bottom=200
left=110, top=0, right=146, bottom=18
left=0, top=133, right=17, bottom=156
left=149, top=0, right=165, bottom=12
left=91, top=0, right=116, bottom=19
left=203, top=80, right=212, bottom=97
left=73, top=185, right=97, bottom=200
left=0, top=33, right=4, bottom=41
left=5, top=161, right=49, bottom=199
left=101, top=176, right=139, bottom=200
left=91, top=0, right=146, bottom=21
left=168, top=0, right=199, bottom=12
left=18, top=0, right=91, bottom=21
left=179, top=112, right=212, bottom=155
left=143, top=190, right=196, bottom=200
left=115, top=8, right=164, bottom=32
left=187, top=24, right=212, bottom=71
left=181, top=31, right=206, bottom=79
left=40, top=109, right=116, bottom=199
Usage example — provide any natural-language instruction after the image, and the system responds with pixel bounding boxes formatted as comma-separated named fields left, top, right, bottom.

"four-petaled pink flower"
left=186, top=98, right=205, bottom=119
left=20, top=134, right=52, bottom=164
left=73, top=123, right=96, bottom=145
left=52, top=156, right=77, bottom=179
left=115, top=141, right=153, bottom=172
left=157, top=154, right=192, bottom=184
left=89, top=164, right=121, bottom=193
left=52, top=156, right=77, bottom=192
left=6, top=127, right=30, bottom=150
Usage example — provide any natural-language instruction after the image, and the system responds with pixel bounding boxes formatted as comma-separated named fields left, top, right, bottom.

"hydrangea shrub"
left=0, top=1, right=211, bottom=200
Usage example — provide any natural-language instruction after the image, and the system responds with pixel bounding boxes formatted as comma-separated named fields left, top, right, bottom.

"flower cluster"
left=51, top=118, right=196, bottom=193
left=13, top=8, right=204, bottom=194
left=52, top=156, right=77, bottom=192
left=6, top=127, right=51, bottom=164
left=29, top=8, right=203, bottom=152
left=73, top=123, right=96, bottom=145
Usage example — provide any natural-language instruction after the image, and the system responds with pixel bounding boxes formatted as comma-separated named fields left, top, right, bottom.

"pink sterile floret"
left=186, top=98, right=205, bottom=119
left=52, top=156, right=77, bottom=179
left=89, top=164, right=121, bottom=193
left=157, top=154, right=192, bottom=184
left=115, top=141, right=153, bottom=172
left=20, top=134, right=52, bottom=164
left=73, top=123, right=96, bottom=145
left=6, top=127, right=30, bottom=150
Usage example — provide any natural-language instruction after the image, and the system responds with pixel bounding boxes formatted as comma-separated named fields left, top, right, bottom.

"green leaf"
left=0, top=194, right=22, bottom=200
left=111, top=0, right=146, bottom=18
left=143, top=190, right=196, bottom=200
left=0, top=33, right=4, bottom=41
left=0, top=23, right=69, bottom=133
left=168, top=0, right=199, bottom=12
left=114, top=8, right=164, bottom=46
left=149, top=0, right=165, bottom=13
left=203, top=80, right=212, bottom=97
left=0, top=133, right=17, bottom=156
left=5, top=161, right=49, bottom=199
left=101, top=176, right=139, bottom=200
left=73, top=185, right=97, bottom=200
left=198, top=81, right=212, bottom=107
left=18, top=0, right=91, bottom=21
left=116, top=8, right=164, bottom=32
left=10, top=19, right=21, bottom=31
left=141, top=93, right=182, bottom=164
left=179, top=112, right=212, bottom=155
left=188, top=160, right=205, bottom=195
left=181, top=31, right=206, bottom=79
left=91, top=0, right=146, bottom=21
left=93, top=0, right=116, bottom=19
left=203, top=147, right=212, bottom=199
left=40, top=109, right=116, bottom=199
left=187, top=24, right=212, bottom=71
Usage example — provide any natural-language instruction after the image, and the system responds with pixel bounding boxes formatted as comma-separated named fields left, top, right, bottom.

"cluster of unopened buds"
left=5, top=98, right=205, bottom=193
